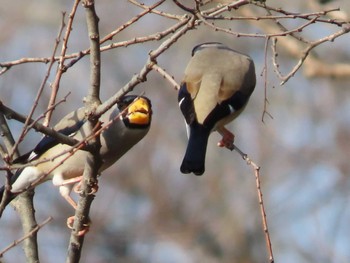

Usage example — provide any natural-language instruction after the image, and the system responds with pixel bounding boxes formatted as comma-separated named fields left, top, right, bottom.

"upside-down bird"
left=178, top=42, right=256, bottom=175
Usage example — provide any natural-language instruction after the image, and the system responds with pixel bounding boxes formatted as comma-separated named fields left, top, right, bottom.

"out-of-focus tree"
left=0, top=0, right=350, bottom=262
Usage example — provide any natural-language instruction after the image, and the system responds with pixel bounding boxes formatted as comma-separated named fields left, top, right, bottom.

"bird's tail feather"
left=180, top=126, right=210, bottom=176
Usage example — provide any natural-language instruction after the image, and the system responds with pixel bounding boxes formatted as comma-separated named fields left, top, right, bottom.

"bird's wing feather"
left=31, top=119, right=85, bottom=160
left=13, top=108, right=87, bottom=164
left=178, top=82, right=196, bottom=125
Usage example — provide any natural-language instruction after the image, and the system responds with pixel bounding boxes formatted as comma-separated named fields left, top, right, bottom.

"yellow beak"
left=127, top=97, right=152, bottom=125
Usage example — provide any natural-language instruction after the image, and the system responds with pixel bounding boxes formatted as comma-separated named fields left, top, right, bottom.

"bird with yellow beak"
left=178, top=42, right=256, bottom=175
left=0, top=95, right=152, bottom=222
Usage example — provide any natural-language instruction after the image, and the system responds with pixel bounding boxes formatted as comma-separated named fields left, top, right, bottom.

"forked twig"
left=129, top=0, right=181, bottom=20
left=7, top=13, right=67, bottom=162
left=94, top=15, right=194, bottom=117
left=152, top=64, right=180, bottom=90
left=271, top=23, right=350, bottom=85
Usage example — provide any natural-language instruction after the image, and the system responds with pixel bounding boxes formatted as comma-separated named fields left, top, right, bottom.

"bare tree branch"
left=0, top=113, right=17, bottom=215
left=0, top=113, right=40, bottom=262
left=152, top=64, right=180, bottom=90
left=44, top=0, right=81, bottom=126
left=102, top=0, right=169, bottom=44
left=272, top=24, right=350, bottom=84
left=239, top=6, right=350, bottom=84
left=218, top=132, right=274, bottom=263
left=95, top=15, right=194, bottom=117
left=7, top=14, right=67, bottom=162
left=0, top=101, right=81, bottom=151
left=66, top=0, right=102, bottom=261
left=261, top=37, right=273, bottom=122
left=128, top=0, right=182, bottom=20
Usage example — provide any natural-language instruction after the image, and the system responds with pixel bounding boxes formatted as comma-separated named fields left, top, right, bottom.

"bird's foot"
left=217, top=127, right=235, bottom=150
left=88, top=182, right=99, bottom=195
left=73, top=180, right=99, bottom=195
left=67, top=216, right=91, bottom=236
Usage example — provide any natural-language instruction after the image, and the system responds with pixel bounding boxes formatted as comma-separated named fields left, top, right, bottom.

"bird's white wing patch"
left=10, top=166, right=44, bottom=193
left=178, top=97, right=185, bottom=107
left=228, top=104, right=235, bottom=114
left=185, top=121, right=190, bottom=139
left=28, top=152, right=38, bottom=161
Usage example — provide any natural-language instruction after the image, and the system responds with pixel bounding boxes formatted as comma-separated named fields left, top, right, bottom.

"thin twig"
left=44, top=0, right=81, bottom=126
left=252, top=2, right=345, bottom=27
left=216, top=128, right=273, bottom=262
left=152, top=64, right=180, bottom=90
left=7, top=13, right=67, bottom=161
left=172, top=0, right=195, bottom=13
left=203, top=0, right=250, bottom=17
left=0, top=217, right=53, bottom=257
left=205, top=7, right=344, bottom=27
left=94, top=15, right=194, bottom=117
left=261, top=37, right=273, bottom=122
left=101, top=0, right=167, bottom=44
left=272, top=24, right=350, bottom=85
left=264, top=8, right=310, bottom=44
left=0, top=101, right=82, bottom=151
left=129, top=0, right=181, bottom=20
left=198, top=10, right=320, bottom=38
left=229, top=143, right=274, bottom=263
left=252, top=167, right=274, bottom=263
left=25, top=93, right=71, bottom=132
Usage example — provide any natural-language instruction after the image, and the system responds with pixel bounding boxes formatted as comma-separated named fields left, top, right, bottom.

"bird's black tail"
left=180, top=125, right=210, bottom=176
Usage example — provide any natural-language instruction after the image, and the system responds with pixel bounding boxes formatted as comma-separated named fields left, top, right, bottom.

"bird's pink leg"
left=56, top=176, right=92, bottom=236
left=59, top=176, right=83, bottom=186
left=57, top=176, right=99, bottom=194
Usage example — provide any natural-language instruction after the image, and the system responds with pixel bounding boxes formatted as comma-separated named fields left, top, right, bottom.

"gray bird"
left=178, top=42, right=256, bottom=175
left=0, top=95, right=152, bottom=214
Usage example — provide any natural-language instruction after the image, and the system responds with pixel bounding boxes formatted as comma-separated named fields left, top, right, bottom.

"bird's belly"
left=36, top=146, right=87, bottom=180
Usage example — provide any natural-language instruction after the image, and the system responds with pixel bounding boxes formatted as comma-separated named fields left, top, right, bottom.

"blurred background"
left=1, top=0, right=350, bottom=262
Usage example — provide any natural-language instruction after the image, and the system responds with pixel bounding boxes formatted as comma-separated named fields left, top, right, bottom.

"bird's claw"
left=73, top=182, right=83, bottom=194
left=73, top=181, right=99, bottom=195
left=67, top=216, right=91, bottom=236
left=88, top=182, right=99, bottom=195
